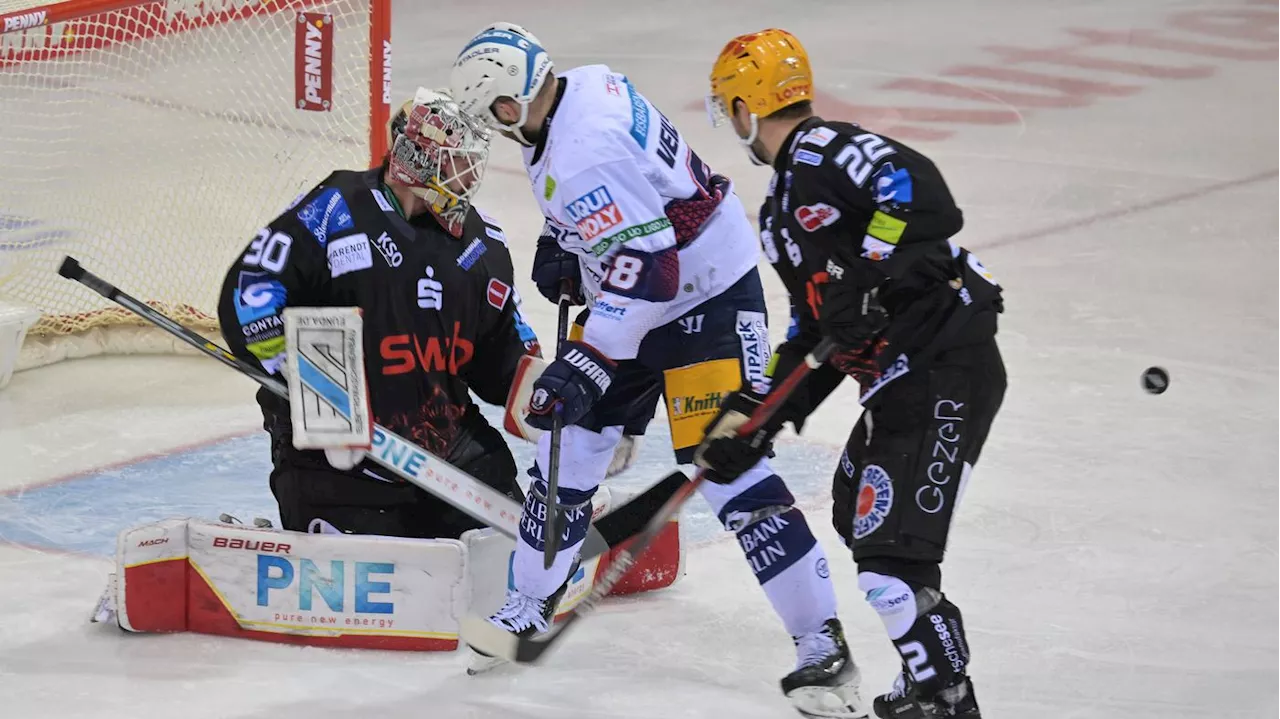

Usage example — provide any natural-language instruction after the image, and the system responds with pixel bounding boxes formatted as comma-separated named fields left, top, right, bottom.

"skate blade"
left=465, top=646, right=510, bottom=676
left=89, top=573, right=118, bottom=625
left=460, top=614, right=522, bottom=662
left=786, top=683, right=869, bottom=719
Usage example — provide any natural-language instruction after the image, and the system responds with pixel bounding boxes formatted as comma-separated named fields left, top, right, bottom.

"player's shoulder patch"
left=622, top=76, right=650, bottom=149
left=461, top=207, right=514, bottom=278
left=602, top=71, right=627, bottom=100
left=295, top=186, right=355, bottom=248
left=871, top=162, right=914, bottom=205
left=794, top=148, right=825, bottom=167
left=486, top=277, right=512, bottom=310
left=370, top=187, right=396, bottom=214
left=794, top=202, right=842, bottom=233
left=475, top=209, right=507, bottom=246
left=798, top=125, right=839, bottom=149
left=456, top=236, right=488, bottom=271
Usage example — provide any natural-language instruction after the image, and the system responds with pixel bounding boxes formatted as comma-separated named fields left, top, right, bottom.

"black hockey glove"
left=821, top=281, right=888, bottom=352
left=532, top=233, right=585, bottom=305
left=526, top=340, right=615, bottom=430
left=694, top=389, right=785, bottom=484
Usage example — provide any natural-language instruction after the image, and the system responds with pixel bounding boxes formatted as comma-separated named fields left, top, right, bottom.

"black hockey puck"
left=1141, top=367, right=1169, bottom=394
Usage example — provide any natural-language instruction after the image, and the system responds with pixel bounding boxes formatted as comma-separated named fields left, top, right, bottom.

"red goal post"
left=0, top=0, right=390, bottom=369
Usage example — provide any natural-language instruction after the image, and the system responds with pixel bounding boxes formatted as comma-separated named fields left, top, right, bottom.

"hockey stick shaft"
left=563, top=338, right=838, bottom=612
left=56, top=256, right=535, bottom=542
left=542, top=281, right=574, bottom=569
left=57, top=256, right=689, bottom=557
left=463, top=338, right=839, bottom=663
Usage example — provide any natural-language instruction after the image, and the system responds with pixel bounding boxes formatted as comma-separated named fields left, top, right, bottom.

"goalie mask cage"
left=0, top=0, right=391, bottom=369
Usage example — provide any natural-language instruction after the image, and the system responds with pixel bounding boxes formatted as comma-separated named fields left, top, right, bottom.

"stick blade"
left=57, top=256, right=83, bottom=280
left=592, top=471, right=688, bottom=545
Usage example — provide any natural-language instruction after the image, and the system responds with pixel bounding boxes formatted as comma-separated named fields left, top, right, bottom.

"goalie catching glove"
left=526, top=340, right=615, bottom=430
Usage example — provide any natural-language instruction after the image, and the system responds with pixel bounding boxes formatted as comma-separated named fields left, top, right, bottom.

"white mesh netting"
left=0, top=0, right=384, bottom=368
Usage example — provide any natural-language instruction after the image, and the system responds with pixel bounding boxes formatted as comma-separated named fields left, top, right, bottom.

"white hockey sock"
left=512, top=480, right=594, bottom=599
left=700, top=462, right=839, bottom=638
left=512, top=425, right=620, bottom=599
left=742, top=507, right=839, bottom=638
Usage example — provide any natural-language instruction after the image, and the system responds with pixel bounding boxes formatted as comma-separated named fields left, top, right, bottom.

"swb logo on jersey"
left=566, top=186, right=624, bottom=241
left=380, top=322, right=473, bottom=376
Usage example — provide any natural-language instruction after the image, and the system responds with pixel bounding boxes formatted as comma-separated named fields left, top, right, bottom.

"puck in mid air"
left=1141, top=366, right=1169, bottom=395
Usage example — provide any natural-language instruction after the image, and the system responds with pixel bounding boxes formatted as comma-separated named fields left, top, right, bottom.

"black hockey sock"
left=890, top=592, right=971, bottom=697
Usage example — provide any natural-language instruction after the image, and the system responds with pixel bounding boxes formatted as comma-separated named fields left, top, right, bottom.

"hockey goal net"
left=0, top=0, right=390, bottom=370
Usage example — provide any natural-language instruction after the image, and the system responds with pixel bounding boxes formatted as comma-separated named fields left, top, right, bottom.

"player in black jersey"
left=218, top=89, right=541, bottom=541
left=697, top=30, right=1007, bottom=719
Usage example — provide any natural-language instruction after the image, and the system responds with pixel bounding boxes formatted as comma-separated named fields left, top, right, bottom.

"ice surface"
left=0, top=0, right=1276, bottom=717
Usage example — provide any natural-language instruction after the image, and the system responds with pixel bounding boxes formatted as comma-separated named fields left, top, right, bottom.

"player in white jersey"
left=449, top=24, right=868, bottom=715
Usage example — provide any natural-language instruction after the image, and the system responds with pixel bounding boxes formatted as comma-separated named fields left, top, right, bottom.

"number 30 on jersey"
left=244, top=229, right=293, bottom=273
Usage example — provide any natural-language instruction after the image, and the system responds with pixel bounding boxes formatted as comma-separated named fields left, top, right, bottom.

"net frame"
left=0, top=0, right=390, bottom=368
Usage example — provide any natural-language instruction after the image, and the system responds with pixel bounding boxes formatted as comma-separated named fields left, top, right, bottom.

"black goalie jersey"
left=217, top=165, right=540, bottom=462
left=759, top=117, right=1003, bottom=405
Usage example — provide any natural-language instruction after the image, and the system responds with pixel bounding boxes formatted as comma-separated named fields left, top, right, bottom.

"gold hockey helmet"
left=706, top=28, right=813, bottom=131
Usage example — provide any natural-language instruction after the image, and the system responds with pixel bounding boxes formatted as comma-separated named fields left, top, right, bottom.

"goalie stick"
left=55, top=256, right=686, bottom=560
left=460, top=338, right=839, bottom=664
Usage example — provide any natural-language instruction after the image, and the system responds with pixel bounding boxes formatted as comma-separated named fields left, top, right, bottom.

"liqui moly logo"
left=565, top=186, right=624, bottom=241
left=295, top=13, right=333, bottom=112
left=2, top=9, right=47, bottom=32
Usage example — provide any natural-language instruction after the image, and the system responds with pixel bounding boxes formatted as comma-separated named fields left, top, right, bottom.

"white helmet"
left=450, top=23, right=553, bottom=146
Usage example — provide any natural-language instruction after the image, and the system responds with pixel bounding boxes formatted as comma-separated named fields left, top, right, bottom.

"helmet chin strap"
left=499, top=101, right=537, bottom=147
left=738, top=113, right=769, bottom=166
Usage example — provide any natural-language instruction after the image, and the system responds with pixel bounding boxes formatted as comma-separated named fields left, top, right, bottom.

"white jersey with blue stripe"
left=523, top=65, right=760, bottom=361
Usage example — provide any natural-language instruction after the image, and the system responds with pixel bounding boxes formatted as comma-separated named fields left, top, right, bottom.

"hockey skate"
left=465, top=559, right=578, bottom=676
left=89, top=572, right=119, bottom=625
left=782, top=618, right=868, bottom=718
left=872, top=673, right=981, bottom=718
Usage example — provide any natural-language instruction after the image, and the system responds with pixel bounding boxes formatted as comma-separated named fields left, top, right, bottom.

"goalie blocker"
left=284, top=307, right=373, bottom=472
left=90, top=484, right=683, bottom=651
